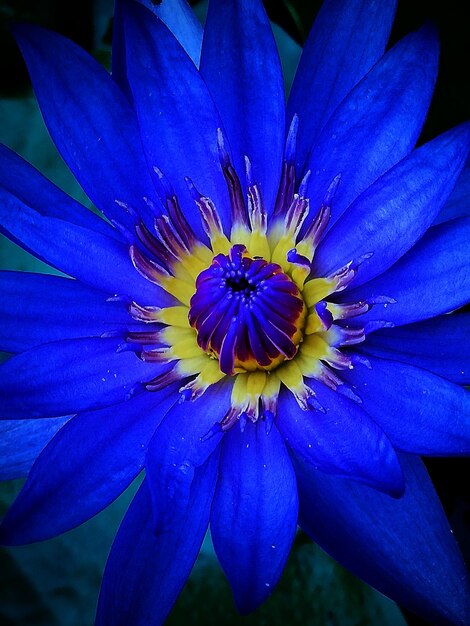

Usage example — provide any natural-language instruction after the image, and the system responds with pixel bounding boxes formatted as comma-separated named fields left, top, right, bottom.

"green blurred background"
left=0, top=1, right=468, bottom=624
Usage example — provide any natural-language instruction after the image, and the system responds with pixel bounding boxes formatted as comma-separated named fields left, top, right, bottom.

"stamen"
left=314, top=301, right=334, bottom=329
left=217, top=129, right=249, bottom=233
left=154, top=214, right=190, bottom=258
left=165, top=194, right=197, bottom=249
left=145, top=365, right=181, bottom=391
left=270, top=193, right=310, bottom=270
left=246, top=158, right=270, bottom=260
left=321, top=325, right=365, bottom=347
left=326, top=301, right=370, bottom=320
left=129, top=301, right=162, bottom=323
left=126, top=330, right=162, bottom=345
left=129, top=244, right=170, bottom=286
left=187, top=177, right=231, bottom=255
left=135, top=222, right=173, bottom=267
left=273, top=115, right=298, bottom=217
left=179, top=359, right=225, bottom=401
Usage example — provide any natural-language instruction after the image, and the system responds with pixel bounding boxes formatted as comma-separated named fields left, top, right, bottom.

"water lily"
left=0, top=0, right=469, bottom=624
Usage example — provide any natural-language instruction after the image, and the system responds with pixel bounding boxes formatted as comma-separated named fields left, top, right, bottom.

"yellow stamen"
left=156, top=306, right=190, bottom=328
left=304, top=311, right=325, bottom=334
left=160, top=276, right=195, bottom=306
left=302, top=278, right=336, bottom=307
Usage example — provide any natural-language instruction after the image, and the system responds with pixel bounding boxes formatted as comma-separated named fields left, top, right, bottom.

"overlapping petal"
left=0, top=337, right=168, bottom=419
left=0, top=190, right=172, bottom=303
left=0, top=144, right=118, bottom=239
left=122, top=1, right=231, bottom=236
left=304, top=26, right=439, bottom=229
left=288, top=0, right=396, bottom=173
left=357, top=313, right=470, bottom=385
left=0, top=387, right=177, bottom=544
left=277, top=384, right=404, bottom=496
left=113, top=0, right=203, bottom=96
left=314, top=123, right=469, bottom=286
left=210, top=421, right=298, bottom=613
left=295, top=453, right=470, bottom=625
left=434, top=166, right=470, bottom=224
left=0, top=416, right=71, bottom=481
left=200, top=0, right=285, bottom=213
left=96, top=454, right=219, bottom=626
left=13, top=23, right=160, bottom=232
left=342, top=356, right=470, bottom=455
left=0, top=271, right=146, bottom=353
left=145, top=381, right=232, bottom=532
left=346, top=217, right=470, bottom=328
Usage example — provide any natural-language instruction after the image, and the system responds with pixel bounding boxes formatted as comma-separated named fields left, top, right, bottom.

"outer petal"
left=14, top=24, right=159, bottom=232
left=145, top=381, right=232, bottom=532
left=0, top=271, right=145, bottom=353
left=0, top=387, right=177, bottom=544
left=314, top=123, right=470, bottom=287
left=0, top=337, right=167, bottom=419
left=434, top=166, right=470, bottom=224
left=123, top=1, right=231, bottom=236
left=0, top=190, right=171, bottom=304
left=113, top=0, right=202, bottom=95
left=210, top=421, right=298, bottom=613
left=305, top=26, right=438, bottom=229
left=200, top=0, right=285, bottom=213
left=346, top=217, right=470, bottom=328
left=357, top=313, right=470, bottom=385
left=96, top=454, right=219, bottom=626
left=295, top=453, right=470, bottom=625
left=0, top=416, right=70, bottom=481
left=342, top=356, right=470, bottom=455
left=0, top=144, right=118, bottom=240
left=288, top=0, right=396, bottom=173
left=277, top=384, right=404, bottom=496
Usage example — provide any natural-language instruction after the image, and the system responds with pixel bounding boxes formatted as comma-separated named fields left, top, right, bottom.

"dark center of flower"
left=189, top=245, right=306, bottom=375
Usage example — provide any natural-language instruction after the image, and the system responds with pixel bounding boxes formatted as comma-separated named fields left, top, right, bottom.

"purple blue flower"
left=0, top=0, right=469, bottom=623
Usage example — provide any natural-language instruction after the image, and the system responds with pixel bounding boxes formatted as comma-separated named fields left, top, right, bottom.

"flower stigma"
left=188, top=245, right=306, bottom=375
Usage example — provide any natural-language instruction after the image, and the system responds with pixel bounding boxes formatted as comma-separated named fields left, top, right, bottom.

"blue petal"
left=13, top=24, right=160, bottom=232
left=346, top=217, right=470, bottom=328
left=434, top=166, right=470, bottom=224
left=210, top=421, right=298, bottom=613
left=304, top=26, right=439, bottom=229
left=342, top=356, right=470, bottom=455
left=357, top=313, right=470, bottom=385
left=96, top=454, right=219, bottom=626
left=294, top=453, right=470, bottom=625
left=0, top=271, right=147, bottom=353
left=113, top=0, right=202, bottom=96
left=145, top=381, right=232, bottom=532
left=122, top=1, right=231, bottom=236
left=200, top=0, right=285, bottom=214
left=0, top=387, right=177, bottom=544
left=0, top=189, right=171, bottom=304
left=0, top=416, right=70, bottom=481
left=0, top=144, right=119, bottom=240
left=288, top=0, right=396, bottom=173
left=314, top=123, right=470, bottom=286
left=277, top=385, right=404, bottom=496
left=0, top=337, right=167, bottom=419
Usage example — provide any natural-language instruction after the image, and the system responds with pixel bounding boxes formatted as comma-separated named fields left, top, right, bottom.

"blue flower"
left=0, top=0, right=469, bottom=624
